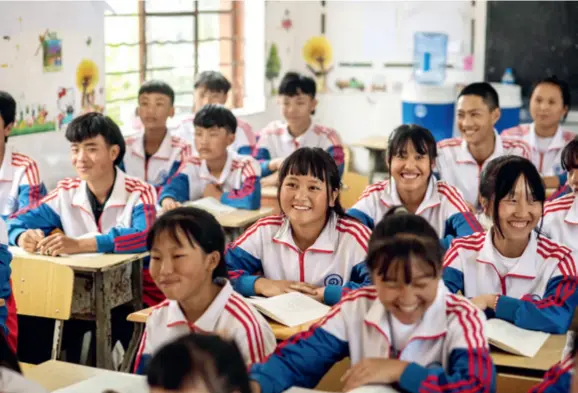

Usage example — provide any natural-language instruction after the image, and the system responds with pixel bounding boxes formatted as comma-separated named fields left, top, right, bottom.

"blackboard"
left=485, top=1, right=578, bottom=108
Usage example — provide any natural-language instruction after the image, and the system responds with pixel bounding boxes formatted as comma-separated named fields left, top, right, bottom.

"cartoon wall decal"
left=302, top=36, right=333, bottom=93
left=57, top=87, right=75, bottom=130
left=11, top=103, right=55, bottom=136
left=75, top=59, right=100, bottom=111
left=266, top=43, right=281, bottom=96
left=281, top=9, right=292, bottom=31
left=40, top=30, right=62, bottom=72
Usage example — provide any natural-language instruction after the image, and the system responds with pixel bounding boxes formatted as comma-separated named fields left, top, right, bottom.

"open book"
left=486, top=319, right=550, bottom=357
left=53, top=373, right=148, bottom=392
left=184, top=197, right=237, bottom=216
left=247, top=292, right=330, bottom=327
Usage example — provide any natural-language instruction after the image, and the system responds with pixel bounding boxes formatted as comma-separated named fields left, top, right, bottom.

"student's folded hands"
left=254, top=278, right=324, bottom=301
left=17, top=229, right=45, bottom=253
left=341, top=358, right=409, bottom=392
left=37, top=233, right=83, bottom=256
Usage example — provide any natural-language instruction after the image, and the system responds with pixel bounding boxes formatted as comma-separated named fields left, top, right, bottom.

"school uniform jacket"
left=226, top=213, right=372, bottom=306
left=158, top=151, right=261, bottom=210
left=254, top=120, right=344, bottom=177
left=0, top=220, right=17, bottom=354
left=435, top=132, right=531, bottom=206
left=443, top=231, right=578, bottom=334
left=527, top=353, right=573, bottom=393
left=542, top=193, right=578, bottom=252
left=347, top=177, right=483, bottom=250
left=121, top=132, right=192, bottom=189
left=134, top=280, right=276, bottom=374
left=548, top=185, right=573, bottom=202
left=0, top=367, right=48, bottom=393
left=0, top=147, right=46, bottom=220
left=170, top=113, right=257, bottom=156
left=502, top=123, right=574, bottom=181
left=250, top=285, right=496, bottom=393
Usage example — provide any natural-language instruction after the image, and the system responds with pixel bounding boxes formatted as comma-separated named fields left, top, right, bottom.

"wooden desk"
left=491, top=334, right=565, bottom=373
left=183, top=203, right=273, bottom=237
left=352, top=136, right=388, bottom=184
left=10, top=248, right=146, bottom=371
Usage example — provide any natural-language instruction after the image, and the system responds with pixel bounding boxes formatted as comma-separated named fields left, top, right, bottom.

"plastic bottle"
left=501, top=68, right=515, bottom=84
left=413, top=32, right=448, bottom=85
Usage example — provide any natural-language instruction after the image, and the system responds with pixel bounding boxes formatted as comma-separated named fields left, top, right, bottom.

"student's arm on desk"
left=225, top=240, right=264, bottom=297
left=250, top=308, right=349, bottom=393
left=7, top=203, right=63, bottom=246
left=324, top=262, right=371, bottom=306
left=221, top=159, right=262, bottom=210
left=17, top=183, right=47, bottom=212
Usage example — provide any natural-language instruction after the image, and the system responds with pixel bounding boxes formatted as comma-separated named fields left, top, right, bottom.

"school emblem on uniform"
left=553, top=165, right=564, bottom=175
left=415, top=104, right=428, bottom=118
left=324, top=274, right=343, bottom=286
left=5, top=196, right=17, bottom=214
left=523, top=293, right=542, bottom=301
left=157, top=169, right=169, bottom=185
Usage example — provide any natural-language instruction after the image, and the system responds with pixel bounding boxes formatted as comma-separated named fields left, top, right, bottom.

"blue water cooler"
left=491, top=83, right=522, bottom=133
left=402, top=82, right=456, bottom=141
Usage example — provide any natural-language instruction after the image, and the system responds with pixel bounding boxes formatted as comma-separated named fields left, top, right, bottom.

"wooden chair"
left=11, top=257, right=74, bottom=360
left=340, top=145, right=370, bottom=209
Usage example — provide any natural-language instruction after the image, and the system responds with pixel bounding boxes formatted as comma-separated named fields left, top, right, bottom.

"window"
left=104, top=0, right=257, bottom=127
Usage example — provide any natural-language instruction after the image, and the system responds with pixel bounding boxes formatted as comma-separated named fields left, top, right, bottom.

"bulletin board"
left=0, top=1, right=106, bottom=136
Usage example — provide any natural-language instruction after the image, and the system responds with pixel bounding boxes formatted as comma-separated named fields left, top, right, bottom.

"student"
left=159, top=104, right=261, bottom=211
left=502, top=76, right=574, bottom=191
left=348, top=124, right=483, bottom=250
left=443, top=156, right=578, bottom=334
left=135, top=207, right=276, bottom=373
left=172, top=71, right=256, bottom=156
left=255, top=72, right=344, bottom=187
left=226, top=147, right=371, bottom=306
left=122, top=81, right=192, bottom=190
left=542, top=137, right=578, bottom=251
left=6, top=113, right=162, bottom=305
left=249, top=211, right=495, bottom=393
left=528, top=331, right=577, bottom=393
left=147, top=333, right=251, bottom=393
left=477, top=156, right=514, bottom=231
left=0, top=91, right=46, bottom=219
left=436, top=82, right=531, bottom=207
left=0, top=219, right=16, bottom=354
left=0, top=332, right=47, bottom=393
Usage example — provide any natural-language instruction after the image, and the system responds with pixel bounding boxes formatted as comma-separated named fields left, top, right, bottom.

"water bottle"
left=501, top=68, right=515, bottom=84
left=413, top=32, right=448, bottom=85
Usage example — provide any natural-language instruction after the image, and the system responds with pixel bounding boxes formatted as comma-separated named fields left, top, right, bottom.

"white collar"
left=273, top=212, right=338, bottom=254
left=380, top=177, right=440, bottom=215
left=529, top=123, right=567, bottom=151
left=477, top=230, right=538, bottom=279
left=456, top=130, right=503, bottom=165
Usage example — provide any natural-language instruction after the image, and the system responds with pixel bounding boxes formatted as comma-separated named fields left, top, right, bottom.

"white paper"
left=486, top=319, right=550, bottom=358
left=53, top=373, right=148, bottom=393
left=247, top=292, right=330, bottom=327
left=8, top=246, right=102, bottom=259
left=184, top=197, right=237, bottom=215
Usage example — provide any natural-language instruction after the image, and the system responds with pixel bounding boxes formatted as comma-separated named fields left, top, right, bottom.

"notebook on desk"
left=184, top=197, right=237, bottom=216
left=52, top=373, right=148, bottom=392
left=247, top=292, right=330, bottom=327
left=486, top=319, right=550, bottom=358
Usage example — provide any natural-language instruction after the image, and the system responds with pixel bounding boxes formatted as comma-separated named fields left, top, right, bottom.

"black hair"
left=561, top=136, right=578, bottom=172
left=65, top=112, right=126, bottom=166
left=530, top=76, right=571, bottom=122
left=0, top=332, right=20, bottom=374
left=278, top=72, right=316, bottom=99
left=278, top=147, right=346, bottom=219
left=146, top=207, right=227, bottom=280
left=458, top=82, right=500, bottom=111
left=138, top=80, right=175, bottom=105
left=387, top=124, right=437, bottom=176
left=0, top=91, right=16, bottom=127
left=479, top=156, right=517, bottom=203
left=490, top=156, right=545, bottom=238
left=367, top=209, right=443, bottom=285
left=194, top=71, right=232, bottom=94
left=147, top=333, right=250, bottom=393
left=193, top=104, right=237, bottom=135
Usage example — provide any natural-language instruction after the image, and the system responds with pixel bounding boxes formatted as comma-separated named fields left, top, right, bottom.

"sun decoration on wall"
left=76, top=59, right=99, bottom=109
left=302, top=36, right=333, bottom=93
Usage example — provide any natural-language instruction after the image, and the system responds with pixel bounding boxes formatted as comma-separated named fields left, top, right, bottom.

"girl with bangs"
left=249, top=209, right=495, bottom=393
left=443, top=156, right=578, bottom=334
left=226, top=147, right=371, bottom=306
left=348, top=124, right=482, bottom=250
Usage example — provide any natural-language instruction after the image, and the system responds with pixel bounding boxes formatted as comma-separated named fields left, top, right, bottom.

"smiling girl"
left=348, top=124, right=482, bottom=249
left=226, top=147, right=371, bottom=306
left=248, top=210, right=495, bottom=393
left=443, top=156, right=578, bottom=334
left=134, top=207, right=276, bottom=373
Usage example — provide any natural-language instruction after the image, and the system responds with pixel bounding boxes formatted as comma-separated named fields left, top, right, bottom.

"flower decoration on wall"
left=302, top=36, right=333, bottom=93
left=76, top=59, right=99, bottom=110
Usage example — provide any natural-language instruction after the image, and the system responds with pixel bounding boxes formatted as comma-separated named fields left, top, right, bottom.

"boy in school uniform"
left=436, top=82, right=531, bottom=208
left=7, top=113, right=163, bottom=305
left=0, top=91, right=46, bottom=219
left=160, top=104, right=261, bottom=212
left=255, top=72, right=344, bottom=187
left=122, top=81, right=192, bottom=190
left=171, top=71, right=256, bottom=156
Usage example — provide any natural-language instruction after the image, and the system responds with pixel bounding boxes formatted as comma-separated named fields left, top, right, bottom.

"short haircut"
left=387, top=124, right=437, bottom=176
left=147, top=333, right=250, bottom=393
left=278, top=72, right=316, bottom=99
left=458, top=82, right=500, bottom=111
left=531, top=76, right=571, bottom=121
left=490, top=156, right=545, bottom=238
left=367, top=210, right=443, bottom=284
left=193, top=104, right=237, bottom=135
left=194, top=71, right=232, bottom=94
left=65, top=112, right=126, bottom=166
left=561, top=136, right=578, bottom=171
left=278, top=147, right=346, bottom=219
left=138, top=80, right=175, bottom=105
left=479, top=155, right=517, bottom=202
left=0, top=91, right=16, bottom=126
left=146, top=207, right=227, bottom=280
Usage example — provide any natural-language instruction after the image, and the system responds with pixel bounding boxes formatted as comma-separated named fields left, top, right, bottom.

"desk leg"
left=95, top=272, right=113, bottom=370
left=121, top=258, right=144, bottom=373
